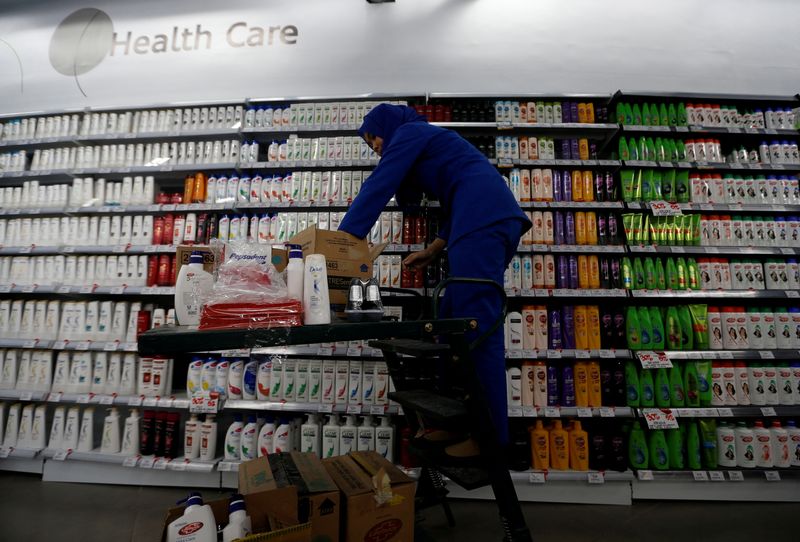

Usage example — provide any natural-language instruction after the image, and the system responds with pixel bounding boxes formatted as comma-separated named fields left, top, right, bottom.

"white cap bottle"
left=257, top=417, right=275, bottom=457
left=199, top=414, right=218, bottom=461
left=375, top=417, right=395, bottom=463
left=48, top=406, right=66, bottom=450
left=184, top=413, right=200, bottom=460
left=100, top=407, right=121, bottom=454
left=786, top=420, right=800, bottom=467
left=322, top=415, right=340, bottom=458
left=77, top=407, right=95, bottom=452
left=753, top=420, right=773, bottom=468
left=357, top=416, right=376, bottom=452
left=716, top=422, right=736, bottom=467
left=274, top=418, right=292, bottom=453
left=240, top=415, right=259, bottom=460
left=300, top=414, right=321, bottom=457
left=770, top=420, right=791, bottom=468
left=224, top=414, right=243, bottom=461
left=303, top=254, right=331, bottom=325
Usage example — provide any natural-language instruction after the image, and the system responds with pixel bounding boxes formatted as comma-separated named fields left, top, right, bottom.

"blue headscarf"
left=357, top=104, right=426, bottom=148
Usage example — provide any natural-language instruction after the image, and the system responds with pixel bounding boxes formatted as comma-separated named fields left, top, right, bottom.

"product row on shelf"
left=615, top=101, right=798, bottom=131
left=618, top=136, right=800, bottom=166
left=503, top=304, right=800, bottom=352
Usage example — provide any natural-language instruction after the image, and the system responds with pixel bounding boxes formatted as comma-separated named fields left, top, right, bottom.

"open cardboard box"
left=322, top=451, right=415, bottom=542
left=272, top=225, right=386, bottom=308
left=239, top=452, right=341, bottom=542
left=160, top=486, right=309, bottom=542
left=175, top=243, right=225, bottom=281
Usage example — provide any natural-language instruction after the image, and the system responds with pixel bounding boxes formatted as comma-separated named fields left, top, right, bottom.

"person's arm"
left=403, top=237, right=446, bottom=271
left=338, top=126, right=431, bottom=239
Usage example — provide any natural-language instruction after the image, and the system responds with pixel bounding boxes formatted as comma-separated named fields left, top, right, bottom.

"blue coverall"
left=338, top=104, right=531, bottom=444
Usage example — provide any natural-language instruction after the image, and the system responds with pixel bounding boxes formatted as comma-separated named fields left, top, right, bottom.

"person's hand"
left=403, top=248, right=437, bottom=271
left=403, top=238, right=446, bottom=271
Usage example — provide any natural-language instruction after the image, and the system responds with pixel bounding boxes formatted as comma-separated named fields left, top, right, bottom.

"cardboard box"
left=240, top=452, right=341, bottom=542
left=160, top=487, right=306, bottom=542
left=323, top=451, right=415, bottom=542
left=272, top=226, right=385, bottom=307
left=175, top=243, right=224, bottom=281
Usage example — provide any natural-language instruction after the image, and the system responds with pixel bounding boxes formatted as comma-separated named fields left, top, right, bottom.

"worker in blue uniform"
left=338, top=103, right=531, bottom=455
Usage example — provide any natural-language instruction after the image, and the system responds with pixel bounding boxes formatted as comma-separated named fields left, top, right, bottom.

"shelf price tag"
left=19, top=391, right=33, bottom=401
left=765, top=471, right=781, bottom=482
left=189, top=391, right=222, bottom=414
left=642, top=408, right=679, bottom=430
left=522, top=406, right=537, bottom=417
left=587, top=472, right=605, bottom=484
left=52, top=450, right=70, bottom=461
left=546, top=350, right=562, bottom=359
left=717, top=408, right=734, bottom=417
left=692, top=471, right=709, bottom=481
left=103, top=342, right=118, bottom=352
left=637, top=470, right=654, bottom=481
left=142, top=397, right=159, bottom=407
left=760, top=407, right=777, bottom=417
left=98, top=395, right=114, bottom=405
left=370, top=405, right=386, bottom=416
left=599, top=407, right=616, bottom=418
left=727, top=470, right=744, bottom=481
left=575, top=350, right=591, bottom=359
left=599, top=350, right=616, bottom=359
left=544, top=407, right=561, bottom=418
left=346, top=405, right=362, bottom=415
left=0, top=447, right=11, bottom=459
left=153, top=458, right=169, bottom=470
left=649, top=201, right=683, bottom=216
left=636, top=351, right=672, bottom=369
left=529, top=472, right=546, bottom=484
left=758, top=351, right=775, bottom=359
left=318, top=404, right=334, bottom=414
left=139, top=457, right=155, bottom=469
left=128, top=395, right=144, bottom=407
left=48, top=392, right=63, bottom=403
left=170, top=461, right=188, bottom=471
left=576, top=408, right=593, bottom=418
left=709, top=471, right=725, bottom=482
left=508, top=406, right=523, bottom=417
left=122, top=456, right=140, bottom=468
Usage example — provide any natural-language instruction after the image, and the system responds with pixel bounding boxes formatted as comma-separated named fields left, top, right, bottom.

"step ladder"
left=370, top=277, right=533, bottom=542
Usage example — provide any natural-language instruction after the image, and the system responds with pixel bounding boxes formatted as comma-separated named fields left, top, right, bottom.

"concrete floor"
left=0, top=472, right=797, bottom=541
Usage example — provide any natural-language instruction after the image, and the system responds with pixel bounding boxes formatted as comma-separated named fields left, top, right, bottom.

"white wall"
left=0, top=0, right=798, bottom=115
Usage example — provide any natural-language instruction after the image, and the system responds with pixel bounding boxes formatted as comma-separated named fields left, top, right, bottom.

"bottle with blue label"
left=639, top=367, right=655, bottom=407
left=648, top=429, right=670, bottom=470
left=624, top=361, right=640, bottom=407
left=628, top=421, right=648, bottom=469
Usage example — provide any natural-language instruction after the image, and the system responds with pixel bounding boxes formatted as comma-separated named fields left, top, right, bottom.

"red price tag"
left=642, top=408, right=679, bottom=430
left=649, top=201, right=683, bottom=217
left=636, top=351, right=673, bottom=369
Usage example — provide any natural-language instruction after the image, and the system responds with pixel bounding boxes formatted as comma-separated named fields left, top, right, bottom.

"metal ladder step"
left=388, top=390, right=468, bottom=423
left=369, top=338, right=450, bottom=357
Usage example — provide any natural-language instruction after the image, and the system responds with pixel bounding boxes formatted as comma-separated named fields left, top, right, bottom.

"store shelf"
left=41, top=450, right=221, bottom=487
left=0, top=389, right=49, bottom=401
left=238, top=159, right=378, bottom=170
left=620, top=124, right=799, bottom=136
left=505, top=349, right=631, bottom=360
left=0, top=245, right=64, bottom=255
left=631, top=468, right=800, bottom=502
left=432, top=121, right=618, bottom=133
left=628, top=245, right=800, bottom=256
left=445, top=469, right=634, bottom=505
left=224, top=399, right=398, bottom=416
left=508, top=288, right=628, bottom=299
left=51, top=340, right=139, bottom=352
left=630, top=289, right=797, bottom=299
left=623, top=160, right=799, bottom=173
left=42, top=392, right=190, bottom=409
left=625, top=202, right=800, bottom=213
left=508, top=406, right=633, bottom=418
left=519, top=201, right=624, bottom=210
left=0, top=128, right=242, bottom=149
left=0, top=338, right=55, bottom=349
left=3, top=285, right=174, bottom=296
left=657, top=350, right=800, bottom=360
left=637, top=406, right=800, bottom=418
left=0, top=447, right=43, bottom=460
left=517, top=244, right=626, bottom=254
left=62, top=244, right=176, bottom=255
left=491, top=159, right=621, bottom=168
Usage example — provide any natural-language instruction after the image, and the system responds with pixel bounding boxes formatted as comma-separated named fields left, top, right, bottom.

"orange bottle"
left=530, top=420, right=550, bottom=470
left=183, top=174, right=195, bottom=204
left=574, top=212, right=587, bottom=245
left=582, top=171, right=594, bottom=202
left=585, top=212, right=598, bottom=245
left=577, top=103, right=588, bottom=124
left=193, top=172, right=207, bottom=203
left=585, top=103, right=596, bottom=123
left=577, top=256, right=589, bottom=289
left=549, top=420, right=569, bottom=470
left=588, top=255, right=600, bottom=288
left=574, top=362, right=589, bottom=407
left=569, top=421, right=590, bottom=471
left=578, top=139, right=590, bottom=161
left=572, top=170, right=584, bottom=201
left=587, top=305, right=602, bottom=350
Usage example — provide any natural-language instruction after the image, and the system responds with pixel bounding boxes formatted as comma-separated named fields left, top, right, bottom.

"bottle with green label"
left=641, top=170, right=654, bottom=201
left=677, top=305, right=694, bottom=350
left=666, top=259, right=679, bottom=290
left=665, top=306, right=682, bottom=350
left=619, top=138, right=630, bottom=161
left=625, top=361, right=641, bottom=407
left=695, top=361, right=712, bottom=405
left=668, top=103, right=678, bottom=126
left=675, top=257, right=687, bottom=289
left=649, top=306, right=665, bottom=350
left=621, top=257, right=634, bottom=289
left=662, top=170, right=676, bottom=202
left=651, top=104, right=661, bottom=126
left=676, top=103, right=687, bottom=125
left=659, top=103, right=669, bottom=126
left=626, top=306, right=642, bottom=350
left=646, top=138, right=657, bottom=161
left=640, top=367, right=655, bottom=407
left=628, top=421, right=649, bottom=469
left=633, top=258, right=646, bottom=289
left=629, top=138, right=639, bottom=160
left=683, top=361, right=700, bottom=407
left=698, top=419, right=718, bottom=469
left=669, top=366, right=686, bottom=407
left=686, top=259, right=700, bottom=290
left=642, top=103, right=651, bottom=125
left=617, top=102, right=629, bottom=124
left=655, top=259, right=667, bottom=289
left=632, top=103, right=643, bottom=125
left=676, top=171, right=690, bottom=203
left=637, top=136, right=648, bottom=161
left=648, top=429, right=670, bottom=470
left=623, top=103, right=634, bottom=124
left=686, top=421, right=702, bottom=469
left=644, top=258, right=657, bottom=289
left=666, top=428, right=685, bottom=469
left=655, top=368, right=671, bottom=407
left=638, top=306, right=653, bottom=349
left=652, top=170, right=663, bottom=199
left=665, top=139, right=679, bottom=161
